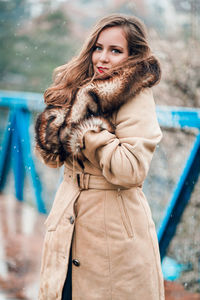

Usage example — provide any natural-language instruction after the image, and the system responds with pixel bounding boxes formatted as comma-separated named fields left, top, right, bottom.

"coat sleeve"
left=82, top=88, right=162, bottom=188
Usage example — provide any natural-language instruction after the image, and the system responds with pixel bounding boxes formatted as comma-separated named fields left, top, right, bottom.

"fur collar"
left=66, top=55, right=161, bottom=125
left=35, top=55, right=161, bottom=162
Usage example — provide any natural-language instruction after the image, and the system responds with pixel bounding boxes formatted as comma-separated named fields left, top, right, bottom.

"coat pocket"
left=117, top=190, right=134, bottom=239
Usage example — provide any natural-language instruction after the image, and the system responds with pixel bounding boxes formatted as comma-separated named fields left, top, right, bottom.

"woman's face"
left=92, top=26, right=129, bottom=75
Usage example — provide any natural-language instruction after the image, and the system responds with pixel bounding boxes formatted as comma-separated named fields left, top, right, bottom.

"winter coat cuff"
left=68, top=116, right=115, bottom=159
left=34, top=144, right=64, bottom=168
left=35, top=105, right=68, bottom=166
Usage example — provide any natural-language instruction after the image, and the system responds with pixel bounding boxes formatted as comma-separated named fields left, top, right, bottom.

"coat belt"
left=64, top=168, right=128, bottom=191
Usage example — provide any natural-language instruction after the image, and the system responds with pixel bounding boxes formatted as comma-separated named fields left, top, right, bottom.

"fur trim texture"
left=35, top=105, right=68, bottom=162
left=67, top=56, right=161, bottom=125
left=67, top=116, right=115, bottom=159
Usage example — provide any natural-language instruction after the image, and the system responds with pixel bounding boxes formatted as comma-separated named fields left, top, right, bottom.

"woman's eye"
left=111, top=48, right=122, bottom=54
left=94, top=46, right=102, bottom=51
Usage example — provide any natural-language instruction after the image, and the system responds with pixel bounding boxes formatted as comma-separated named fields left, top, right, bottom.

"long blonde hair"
left=44, top=14, right=151, bottom=105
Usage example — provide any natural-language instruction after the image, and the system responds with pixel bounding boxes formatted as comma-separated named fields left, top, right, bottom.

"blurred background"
left=0, top=0, right=200, bottom=299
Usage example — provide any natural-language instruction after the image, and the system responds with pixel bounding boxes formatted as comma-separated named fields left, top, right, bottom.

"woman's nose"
left=99, top=51, right=109, bottom=63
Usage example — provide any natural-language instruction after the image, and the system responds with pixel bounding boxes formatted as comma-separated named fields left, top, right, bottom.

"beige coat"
left=38, top=88, right=165, bottom=300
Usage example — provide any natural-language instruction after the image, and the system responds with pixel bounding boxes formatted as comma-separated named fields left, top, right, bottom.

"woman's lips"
left=97, top=67, right=109, bottom=73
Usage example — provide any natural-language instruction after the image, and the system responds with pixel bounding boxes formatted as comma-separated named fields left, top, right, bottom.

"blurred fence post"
left=158, top=132, right=200, bottom=259
left=0, top=91, right=46, bottom=213
left=156, top=105, right=200, bottom=260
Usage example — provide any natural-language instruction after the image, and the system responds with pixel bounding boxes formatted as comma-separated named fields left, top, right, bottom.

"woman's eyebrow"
left=96, top=42, right=124, bottom=49
left=110, top=45, right=124, bottom=50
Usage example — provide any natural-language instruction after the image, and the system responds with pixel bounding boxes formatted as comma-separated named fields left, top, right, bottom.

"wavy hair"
left=44, top=14, right=152, bottom=105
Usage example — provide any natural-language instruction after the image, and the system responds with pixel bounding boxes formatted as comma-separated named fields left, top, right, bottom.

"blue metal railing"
left=156, top=105, right=200, bottom=259
left=0, top=90, right=200, bottom=260
left=0, top=90, right=45, bottom=213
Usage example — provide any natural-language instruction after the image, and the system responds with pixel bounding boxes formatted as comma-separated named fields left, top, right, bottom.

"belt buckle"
left=76, top=173, right=80, bottom=187
left=76, top=173, right=90, bottom=190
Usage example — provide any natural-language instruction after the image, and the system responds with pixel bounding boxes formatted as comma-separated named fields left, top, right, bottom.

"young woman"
left=35, top=14, right=165, bottom=300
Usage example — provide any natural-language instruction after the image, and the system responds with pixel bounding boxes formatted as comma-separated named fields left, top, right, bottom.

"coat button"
left=69, top=216, right=75, bottom=224
left=72, top=259, right=80, bottom=267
